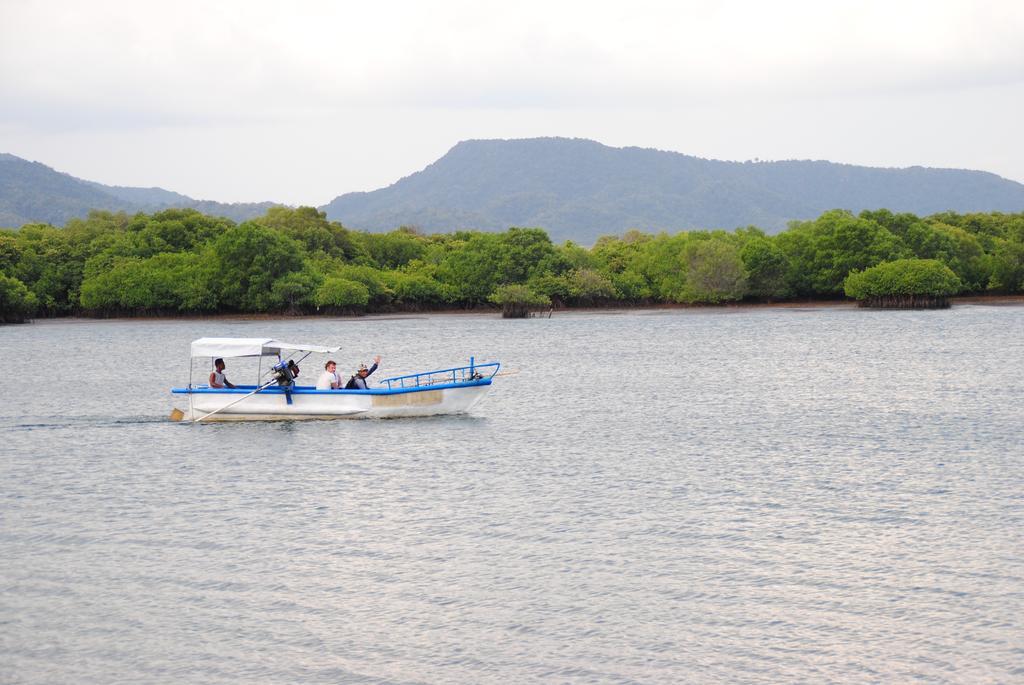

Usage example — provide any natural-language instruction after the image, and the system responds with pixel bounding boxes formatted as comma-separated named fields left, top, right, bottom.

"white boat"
left=171, top=338, right=499, bottom=422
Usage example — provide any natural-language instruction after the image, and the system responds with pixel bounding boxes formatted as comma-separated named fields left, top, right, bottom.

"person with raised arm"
left=345, top=355, right=381, bottom=390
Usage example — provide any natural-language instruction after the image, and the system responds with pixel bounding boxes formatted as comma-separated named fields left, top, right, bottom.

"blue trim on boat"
left=171, top=378, right=493, bottom=395
left=380, top=361, right=499, bottom=389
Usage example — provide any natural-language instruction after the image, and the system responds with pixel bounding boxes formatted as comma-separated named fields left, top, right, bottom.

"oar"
left=191, top=378, right=279, bottom=423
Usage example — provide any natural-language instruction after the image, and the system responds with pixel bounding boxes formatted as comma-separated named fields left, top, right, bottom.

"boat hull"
left=171, top=380, right=492, bottom=421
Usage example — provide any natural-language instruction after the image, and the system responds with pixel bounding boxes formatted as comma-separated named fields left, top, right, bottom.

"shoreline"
left=23, top=294, right=1024, bottom=325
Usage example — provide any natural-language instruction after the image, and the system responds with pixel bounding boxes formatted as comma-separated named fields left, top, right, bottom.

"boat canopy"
left=190, top=337, right=340, bottom=359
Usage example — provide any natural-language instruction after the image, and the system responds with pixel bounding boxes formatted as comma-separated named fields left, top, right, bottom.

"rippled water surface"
left=2, top=306, right=1023, bottom=684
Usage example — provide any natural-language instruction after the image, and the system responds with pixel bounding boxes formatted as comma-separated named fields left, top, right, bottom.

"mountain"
left=321, top=138, right=1024, bottom=242
left=7, top=140, right=1024, bottom=240
left=0, top=153, right=279, bottom=227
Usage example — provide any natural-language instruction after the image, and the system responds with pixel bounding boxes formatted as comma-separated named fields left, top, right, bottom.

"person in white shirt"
left=209, top=358, right=235, bottom=388
left=316, top=360, right=341, bottom=390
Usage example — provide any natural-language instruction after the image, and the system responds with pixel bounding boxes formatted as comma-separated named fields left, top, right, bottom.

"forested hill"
left=321, top=138, right=1024, bottom=243
left=0, top=153, right=278, bottom=226
left=7, top=141, right=1024, bottom=240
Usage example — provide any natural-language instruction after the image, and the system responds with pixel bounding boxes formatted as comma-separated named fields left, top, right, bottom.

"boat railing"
left=380, top=359, right=500, bottom=390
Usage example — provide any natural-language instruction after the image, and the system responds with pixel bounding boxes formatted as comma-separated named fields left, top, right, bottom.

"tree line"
left=1, top=206, right=1022, bottom=322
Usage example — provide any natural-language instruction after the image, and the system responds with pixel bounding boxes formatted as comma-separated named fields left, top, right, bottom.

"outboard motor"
left=272, top=360, right=296, bottom=387
left=272, top=360, right=296, bottom=404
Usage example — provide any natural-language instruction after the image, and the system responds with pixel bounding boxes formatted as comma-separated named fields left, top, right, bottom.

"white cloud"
left=1, top=0, right=1022, bottom=201
left=4, top=0, right=1023, bottom=116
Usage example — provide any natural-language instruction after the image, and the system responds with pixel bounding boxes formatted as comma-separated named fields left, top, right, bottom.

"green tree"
left=270, top=267, right=322, bottom=314
left=678, top=238, right=748, bottom=303
left=844, top=259, right=961, bottom=307
left=489, top=284, right=551, bottom=318
left=902, top=221, right=989, bottom=290
left=133, top=209, right=233, bottom=252
left=0, top=272, right=37, bottom=323
left=331, top=264, right=393, bottom=307
left=528, top=272, right=573, bottom=303
left=360, top=227, right=427, bottom=269
left=777, top=210, right=910, bottom=296
left=610, top=269, right=651, bottom=301
left=629, top=232, right=689, bottom=301
left=740, top=236, right=790, bottom=299
left=592, top=234, right=645, bottom=274
left=381, top=270, right=448, bottom=308
left=212, top=223, right=306, bottom=311
left=496, top=227, right=556, bottom=283
left=436, top=232, right=503, bottom=304
left=10, top=223, right=89, bottom=314
left=79, top=252, right=218, bottom=313
left=255, top=206, right=365, bottom=261
left=988, top=240, right=1024, bottom=292
left=5, top=205, right=1023, bottom=321
left=858, top=209, right=921, bottom=240
left=0, top=232, right=21, bottom=272
left=315, top=277, right=370, bottom=312
left=567, top=268, right=616, bottom=304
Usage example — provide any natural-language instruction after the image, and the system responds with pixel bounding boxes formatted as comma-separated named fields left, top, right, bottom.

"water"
left=2, top=306, right=1022, bottom=684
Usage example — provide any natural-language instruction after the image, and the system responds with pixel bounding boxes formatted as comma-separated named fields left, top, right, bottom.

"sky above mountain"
left=1, top=0, right=1022, bottom=206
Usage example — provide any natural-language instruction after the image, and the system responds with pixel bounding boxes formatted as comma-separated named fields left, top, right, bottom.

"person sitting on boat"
left=209, top=358, right=236, bottom=389
left=288, top=360, right=300, bottom=379
left=316, top=360, right=342, bottom=390
left=345, top=355, right=381, bottom=390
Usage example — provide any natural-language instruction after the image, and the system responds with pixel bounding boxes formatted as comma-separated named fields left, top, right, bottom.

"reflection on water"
left=2, top=306, right=1023, bottom=683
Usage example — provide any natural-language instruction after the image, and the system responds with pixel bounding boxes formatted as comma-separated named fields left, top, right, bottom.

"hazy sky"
left=1, top=0, right=1022, bottom=205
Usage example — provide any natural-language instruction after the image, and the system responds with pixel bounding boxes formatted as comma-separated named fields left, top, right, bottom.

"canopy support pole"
left=188, top=357, right=195, bottom=419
